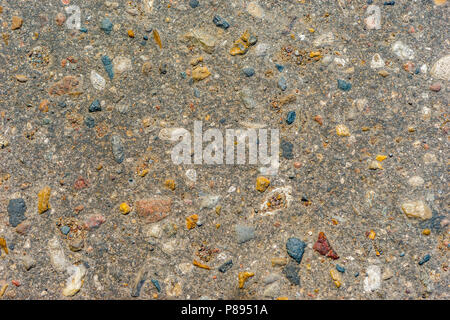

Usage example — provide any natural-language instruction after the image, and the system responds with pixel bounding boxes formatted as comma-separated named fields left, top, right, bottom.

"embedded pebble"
left=111, top=135, right=124, bottom=164
left=363, top=265, right=381, bottom=292
left=7, top=199, right=27, bottom=227
left=430, top=55, right=450, bottom=81
left=286, top=238, right=307, bottom=263
left=90, top=70, right=106, bottom=91
left=401, top=201, right=432, bottom=220
left=235, top=224, right=255, bottom=244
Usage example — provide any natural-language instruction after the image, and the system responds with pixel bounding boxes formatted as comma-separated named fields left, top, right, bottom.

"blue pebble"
left=60, top=226, right=70, bottom=235
left=79, top=27, right=88, bottom=33
left=58, top=101, right=67, bottom=108
left=8, top=243, right=14, bottom=251
left=414, top=67, right=420, bottom=74
left=140, top=41, right=147, bottom=46
left=213, top=15, right=230, bottom=30
left=101, top=18, right=113, bottom=35
left=278, top=76, right=287, bottom=91
left=180, top=72, right=187, bottom=79
left=189, top=0, right=199, bottom=8
left=286, top=238, right=307, bottom=263
left=383, top=1, right=395, bottom=5
left=281, top=140, right=294, bottom=159
left=337, top=79, right=352, bottom=91
left=400, top=252, right=405, bottom=257
left=367, top=0, right=373, bottom=4
left=85, top=116, right=95, bottom=128
left=336, top=264, right=345, bottom=273
left=286, top=111, right=296, bottom=125
left=7, top=198, right=27, bottom=227
left=151, top=279, right=161, bottom=292
left=242, top=67, right=255, bottom=77
left=194, top=88, right=200, bottom=98
left=143, top=35, right=149, bottom=41
left=102, top=55, right=114, bottom=80
left=354, top=272, right=359, bottom=277
left=249, top=35, right=258, bottom=45
left=89, top=99, right=101, bottom=112
left=275, top=64, right=284, bottom=72
left=418, top=254, right=431, bottom=265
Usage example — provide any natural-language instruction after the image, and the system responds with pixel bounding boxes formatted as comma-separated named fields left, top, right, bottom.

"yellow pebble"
left=308, top=28, right=315, bottom=33
left=238, top=271, right=254, bottom=289
left=193, top=259, right=210, bottom=270
left=330, top=269, right=340, bottom=281
left=37, top=186, right=51, bottom=214
left=256, top=176, right=270, bottom=192
left=336, top=124, right=350, bottom=136
left=164, top=179, right=176, bottom=190
left=329, top=269, right=342, bottom=288
left=0, top=284, right=8, bottom=297
left=368, top=160, right=383, bottom=170
left=376, top=155, right=387, bottom=162
left=192, top=66, right=211, bottom=81
left=127, top=29, right=135, bottom=38
left=186, top=214, right=198, bottom=230
left=271, top=257, right=288, bottom=267
left=422, top=229, right=431, bottom=235
left=368, top=230, right=376, bottom=240
left=310, top=51, right=321, bottom=58
left=0, top=237, right=8, bottom=255
left=119, top=202, right=131, bottom=215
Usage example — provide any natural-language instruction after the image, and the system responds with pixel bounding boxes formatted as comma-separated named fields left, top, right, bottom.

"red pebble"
left=12, top=280, right=21, bottom=287
left=429, top=83, right=441, bottom=92
left=313, top=232, right=339, bottom=260
left=84, top=214, right=106, bottom=230
left=74, top=176, right=89, bottom=190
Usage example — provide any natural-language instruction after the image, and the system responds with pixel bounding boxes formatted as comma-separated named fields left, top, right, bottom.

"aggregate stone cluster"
left=0, top=0, right=448, bottom=300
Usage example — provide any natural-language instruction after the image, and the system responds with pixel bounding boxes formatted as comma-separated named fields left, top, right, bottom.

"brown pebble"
left=314, top=115, right=323, bottom=126
left=11, top=16, right=23, bottom=30
left=39, top=99, right=49, bottom=112
left=142, top=62, right=151, bottom=75
left=15, top=221, right=31, bottom=235
left=55, top=12, right=66, bottom=26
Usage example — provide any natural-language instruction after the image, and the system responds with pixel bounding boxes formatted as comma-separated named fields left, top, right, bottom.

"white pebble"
left=363, top=265, right=381, bottom=292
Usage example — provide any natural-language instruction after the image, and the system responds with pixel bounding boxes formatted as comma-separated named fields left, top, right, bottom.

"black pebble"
left=218, top=260, right=233, bottom=273
left=283, top=262, right=300, bottom=286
